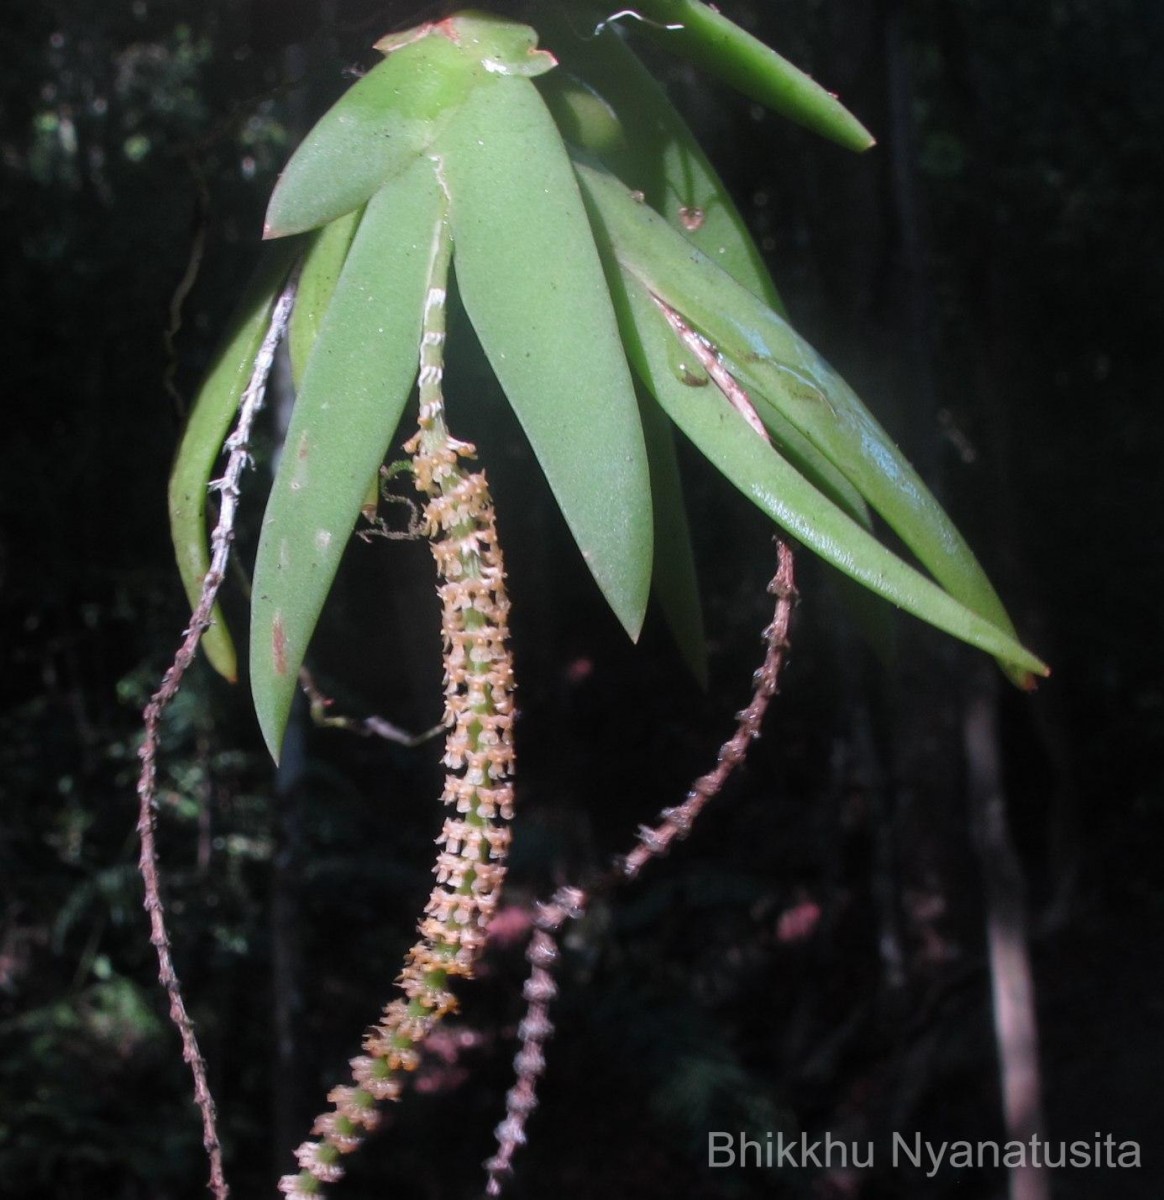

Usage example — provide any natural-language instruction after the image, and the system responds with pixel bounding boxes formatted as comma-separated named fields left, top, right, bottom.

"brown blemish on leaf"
left=679, top=206, right=705, bottom=232
left=435, top=17, right=461, bottom=43
left=290, top=434, right=310, bottom=493
left=272, top=613, right=288, bottom=676
left=374, top=22, right=437, bottom=55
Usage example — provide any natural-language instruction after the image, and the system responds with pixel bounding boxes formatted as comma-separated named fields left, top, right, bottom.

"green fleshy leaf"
left=613, top=270, right=1046, bottom=678
left=538, top=19, right=784, bottom=311
left=538, top=65, right=628, bottom=157
left=265, top=14, right=557, bottom=239
left=638, top=386, right=707, bottom=685
left=518, top=51, right=710, bottom=672
left=437, top=76, right=653, bottom=640
left=539, top=37, right=873, bottom=527
left=263, top=32, right=477, bottom=238
left=570, top=154, right=870, bottom=529
left=288, top=207, right=362, bottom=387
left=251, top=157, right=444, bottom=762
left=168, top=240, right=300, bottom=682
left=628, top=0, right=875, bottom=152
left=574, top=159, right=1045, bottom=686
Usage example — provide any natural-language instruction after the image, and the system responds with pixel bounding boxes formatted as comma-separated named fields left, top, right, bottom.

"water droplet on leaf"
left=665, top=337, right=709, bottom=387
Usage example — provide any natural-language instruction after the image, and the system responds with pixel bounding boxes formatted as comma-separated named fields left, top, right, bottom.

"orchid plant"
left=143, top=4, right=1047, bottom=1197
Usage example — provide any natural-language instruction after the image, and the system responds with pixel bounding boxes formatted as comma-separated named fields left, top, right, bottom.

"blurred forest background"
left=1, top=1, right=1161, bottom=1198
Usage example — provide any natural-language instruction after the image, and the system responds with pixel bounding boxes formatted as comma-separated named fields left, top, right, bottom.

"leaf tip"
left=257, top=697, right=288, bottom=768
left=618, top=582, right=650, bottom=645
left=1004, top=657, right=1051, bottom=692
left=262, top=212, right=292, bottom=241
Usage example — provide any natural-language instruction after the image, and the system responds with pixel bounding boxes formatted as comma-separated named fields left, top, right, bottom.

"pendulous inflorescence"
left=280, top=216, right=515, bottom=1198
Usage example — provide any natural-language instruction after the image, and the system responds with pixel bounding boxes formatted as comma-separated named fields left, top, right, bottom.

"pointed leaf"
left=629, top=0, right=875, bottom=151
left=251, top=158, right=444, bottom=761
left=437, top=76, right=652, bottom=639
left=168, top=240, right=300, bottom=682
left=614, top=270, right=1046, bottom=678
left=574, top=160, right=1043, bottom=685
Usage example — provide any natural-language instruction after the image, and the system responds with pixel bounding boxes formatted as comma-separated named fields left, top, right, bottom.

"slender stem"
left=137, top=268, right=298, bottom=1200
left=299, top=667, right=444, bottom=747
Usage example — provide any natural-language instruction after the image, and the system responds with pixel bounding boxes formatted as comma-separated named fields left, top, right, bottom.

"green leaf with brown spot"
left=537, top=18, right=784, bottom=311
left=251, top=157, right=444, bottom=761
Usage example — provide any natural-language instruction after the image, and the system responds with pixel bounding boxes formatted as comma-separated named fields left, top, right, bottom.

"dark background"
left=1, top=2, right=1161, bottom=1198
